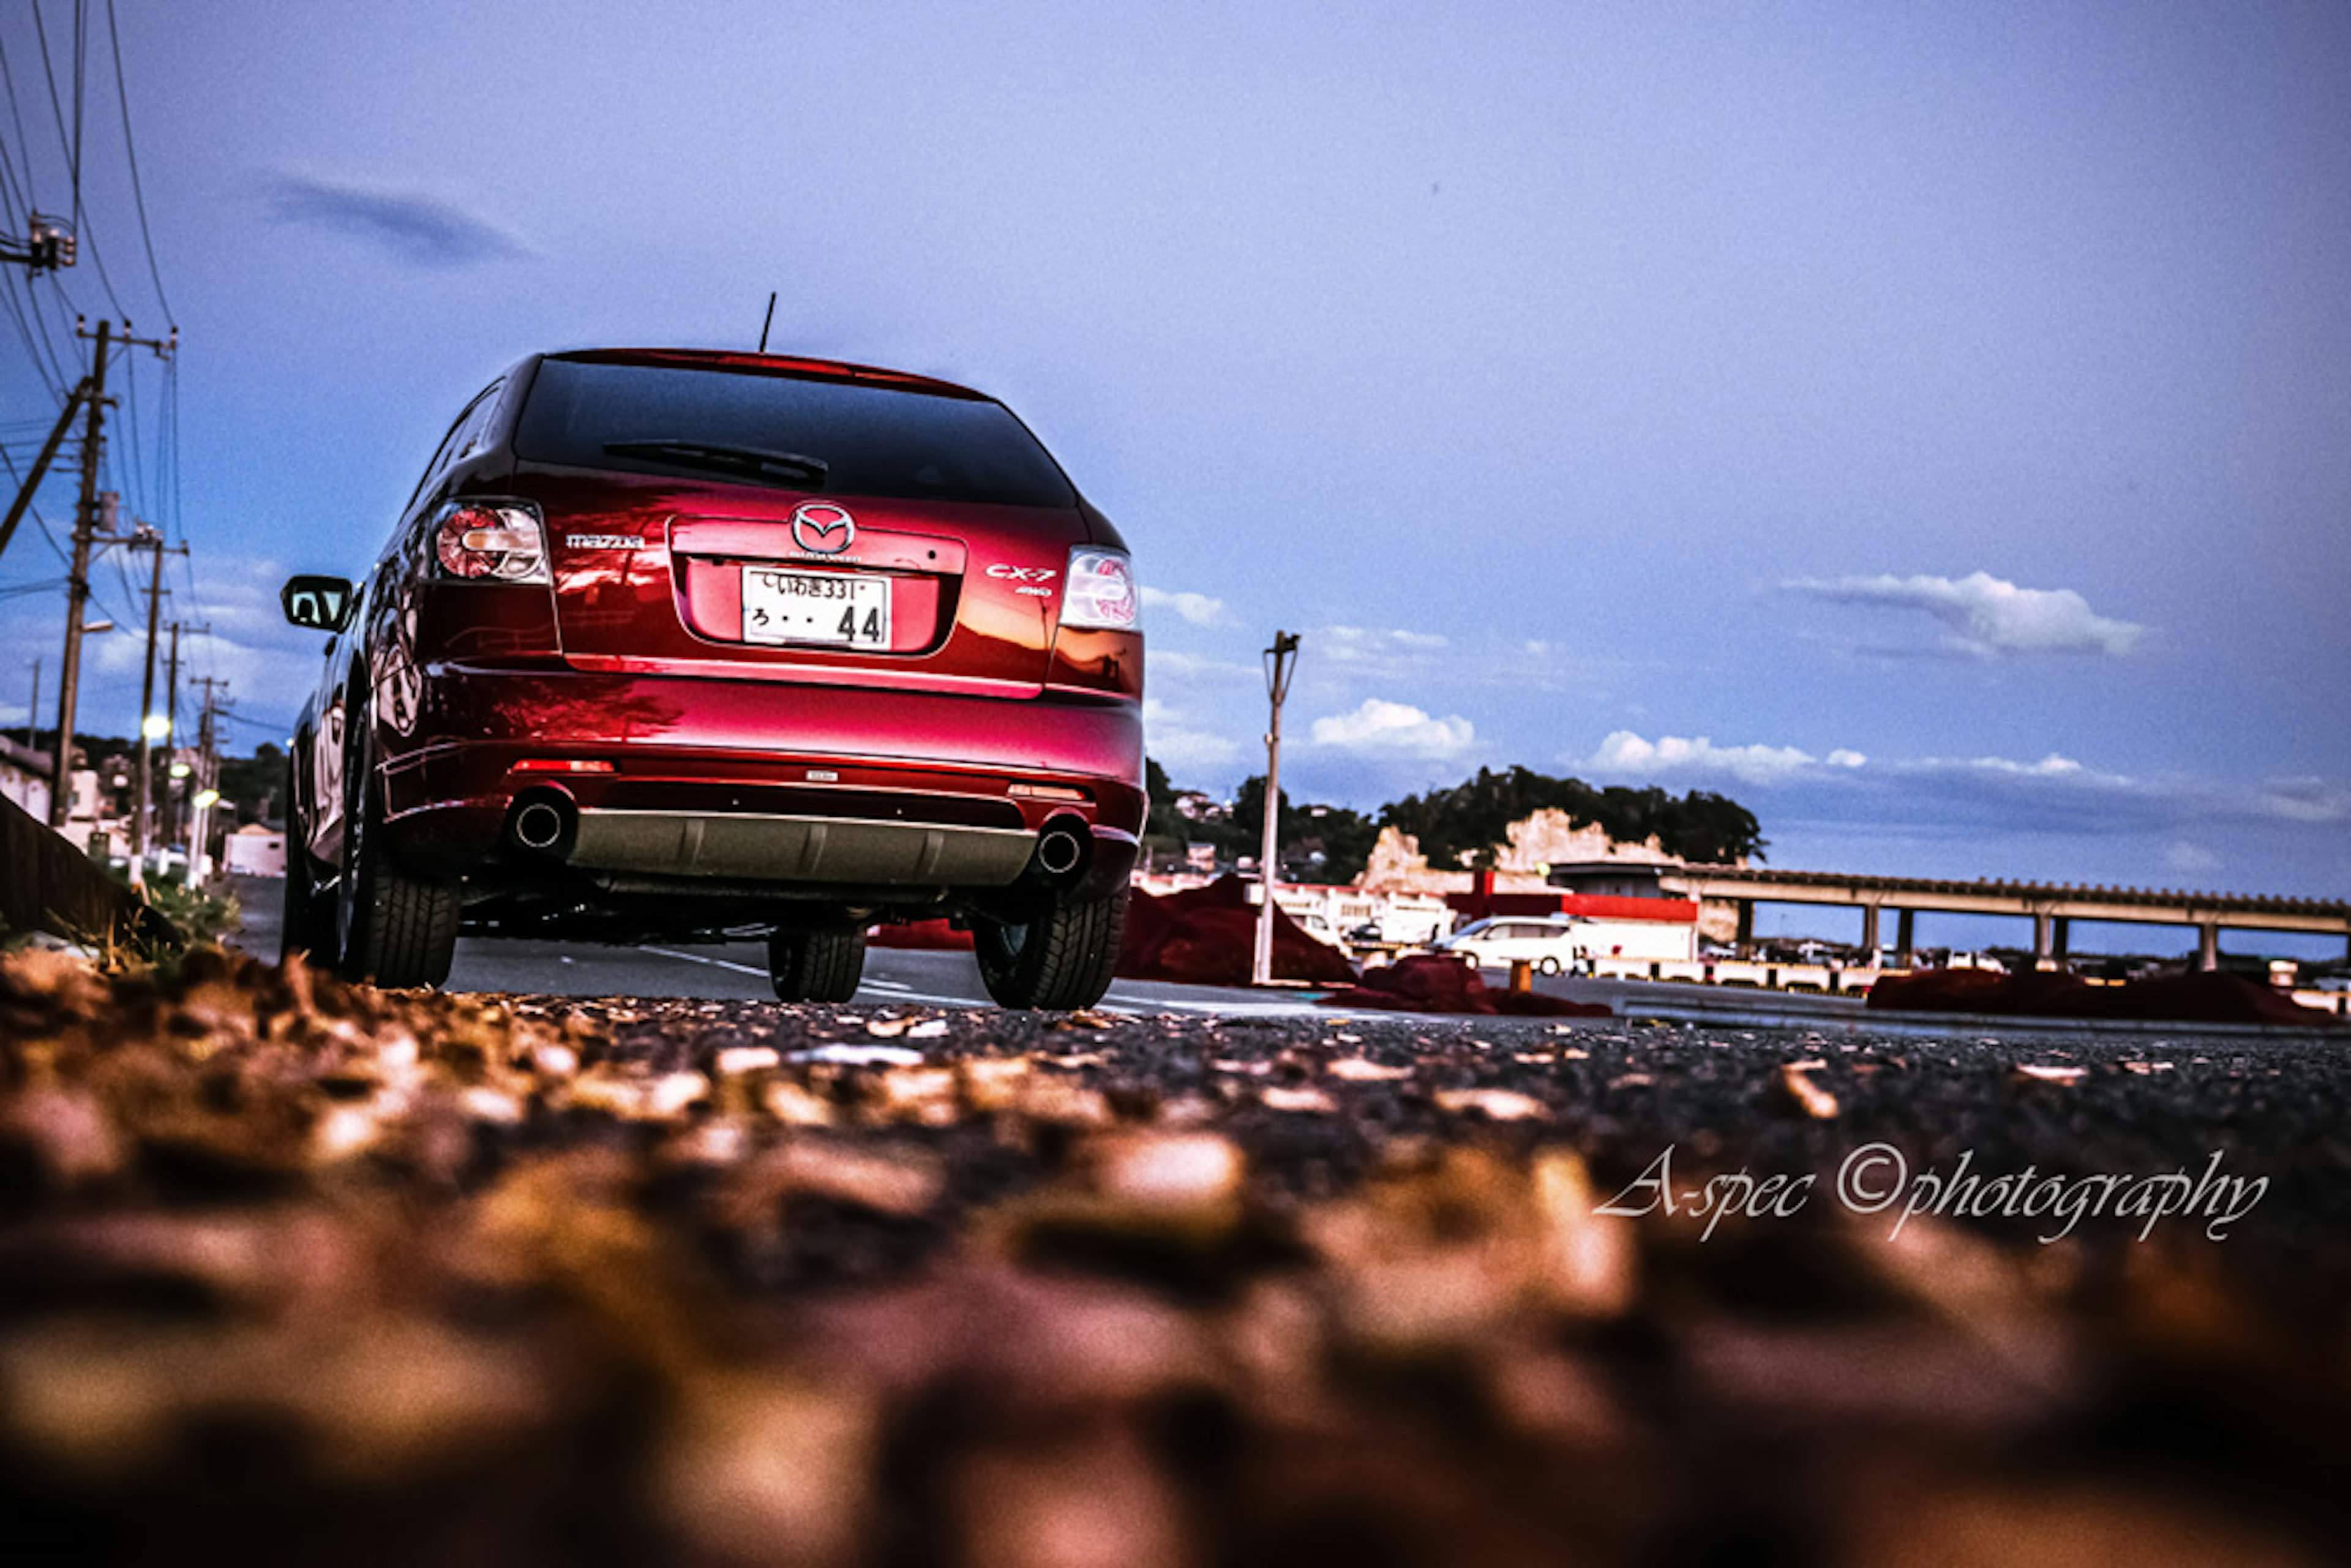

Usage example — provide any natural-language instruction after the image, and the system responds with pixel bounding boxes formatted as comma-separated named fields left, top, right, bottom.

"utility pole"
left=128, top=527, right=187, bottom=888
left=0, top=378, right=91, bottom=566
left=48, top=317, right=175, bottom=831
left=0, top=212, right=74, bottom=274
left=189, top=676, right=228, bottom=883
left=1252, top=631, right=1302, bottom=986
left=49, top=319, right=112, bottom=828
left=160, top=620, right=195, bottom=846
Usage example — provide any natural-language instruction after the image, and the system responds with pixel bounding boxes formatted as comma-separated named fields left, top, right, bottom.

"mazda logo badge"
left=790, top=501, right=855, bottom=555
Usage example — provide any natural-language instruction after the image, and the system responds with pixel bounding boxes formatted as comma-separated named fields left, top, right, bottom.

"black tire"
left=973, top=883, right=1127, bottom=1010
left=768, top=926, right=866, bottom=1003
left=281, top=759, right=337, bottom=966
left=335, top=756, right=459, bottom=988
left=282, top=842, right=337, bottom=967
left=1537, top=955, right=1562, bottom=977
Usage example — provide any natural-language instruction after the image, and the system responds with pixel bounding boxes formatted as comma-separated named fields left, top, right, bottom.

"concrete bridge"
left=1660, top=865, right=2351, bottom=969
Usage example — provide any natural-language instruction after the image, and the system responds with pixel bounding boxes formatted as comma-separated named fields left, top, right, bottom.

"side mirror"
left=282, top=574, right=356, bottom=632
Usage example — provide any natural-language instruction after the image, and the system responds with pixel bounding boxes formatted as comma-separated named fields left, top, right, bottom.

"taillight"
left=432, top=501, right=550, bottom=583
left=1062, top=547, right=1137, bottom=630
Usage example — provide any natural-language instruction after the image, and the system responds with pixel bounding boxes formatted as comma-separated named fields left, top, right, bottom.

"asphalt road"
left=224, top=876, right=2346, bottom=1039
left=29, top=877, right=2345, bottom=1560
left=225, top=875, right=1348, bottom=1018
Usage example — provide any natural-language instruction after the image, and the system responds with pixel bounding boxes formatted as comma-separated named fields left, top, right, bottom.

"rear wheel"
left=282, top=842, right=337, bottom=967
left=335, top=757, right=459, bottom=988
left=281, top=759, right=337, bottom=966
left=973, top=883, right=1127, bottom=1010
left=768, top=926, right=867, bottom=1003
left=1537, top=955, right=1562, bottom=977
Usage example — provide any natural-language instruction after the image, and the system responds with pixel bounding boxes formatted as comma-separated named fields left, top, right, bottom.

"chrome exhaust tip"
left=1033, top=825, right=1085, bottom=878
left=510, top=794, right=575, bottom=856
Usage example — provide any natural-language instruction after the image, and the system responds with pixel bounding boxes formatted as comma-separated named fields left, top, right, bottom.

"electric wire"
left=31, top=0, right=129, bottom=324
left=119, top=333, right=144, bottom=518
left=0, top=5, right=187, bottom=746
left=1, top=265, right=69, bottom=393
left=28, top=3, right=73, bottom=211
left=0, top=29, right=43, bottom=209
left=101, top=0, right=167, bottom=323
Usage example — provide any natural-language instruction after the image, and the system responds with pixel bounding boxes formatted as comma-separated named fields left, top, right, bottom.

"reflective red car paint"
left=281, top=349, right=1144, bottom=1007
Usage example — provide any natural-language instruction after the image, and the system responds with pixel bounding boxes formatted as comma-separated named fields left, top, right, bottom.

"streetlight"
left=190, top=787, right=221, bottom=884
left=1253, top=631, right=1300, bottom=986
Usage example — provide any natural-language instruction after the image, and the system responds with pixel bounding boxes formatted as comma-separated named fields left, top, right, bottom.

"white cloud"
left=1141, top=697, right=1242, bottom=772
left=267, top=171, right=531, bottom=268
left=1785, top=570, right=2145, bottom=658
left=2164, top=842, right=2221, bottom=875
left=2243, top=779, right=2351, bottom=826
left=1139, top=586, right=1229, bottom=628
left=1145, top=648, right=1259, bottom=683
left=1309, top=698, right=1475, bottom=758
left=1586, top=730, right=1863, bottom=786
left=1943, top=752, right=2085, bottom=779
left=1310, top=625, right=1452, bottom=678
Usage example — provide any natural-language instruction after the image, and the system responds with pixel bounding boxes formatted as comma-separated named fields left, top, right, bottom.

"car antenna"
left=758, top=292, right=777, bottom=353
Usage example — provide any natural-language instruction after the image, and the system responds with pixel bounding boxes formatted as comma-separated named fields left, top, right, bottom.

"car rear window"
left=513, top=359, right=1077, bottom=508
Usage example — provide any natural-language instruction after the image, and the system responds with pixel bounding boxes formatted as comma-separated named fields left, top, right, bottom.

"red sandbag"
left=1317, top=953, right=1610, bottom=1018
left=1869, top=966, right=2341, bottom=1026
left=2081, top=970, right=2341, bottom=1027
left=868, top=918, right=974, bottom=950
left=1117, top=876, right=1357, bottom=986
left=1865, top=967, right=2012, bottom=1012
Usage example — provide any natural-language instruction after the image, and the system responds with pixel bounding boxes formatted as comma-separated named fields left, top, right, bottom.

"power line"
left=164, top=342, right=178, bottom=538
left=28, top=3, right=73, bottom=209
left=29, top=0, right=130, bottom=323
left=1, top=268, right=69, bottom=392
left=217, top=707, right=291, bottom=736
left=118, top=334, right=144, bottom=515
left=0, top=415, right=70, bottom=565
left=0, top=28, right=43, bottom=208
left=102, top=0, right=167, bottom=323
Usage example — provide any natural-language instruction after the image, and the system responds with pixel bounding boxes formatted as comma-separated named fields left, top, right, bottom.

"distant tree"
left=215, top=743, right=288, bottom=827
left=1382, top=765, right=1764, bottom=868
left=1654, top=789, right=1766, bottom=865
left=1228, top=774, right=1294, bottom=845
left=1142, top=754, right=1186, bottom=842
left=1300, top=804, right=1380, bottom=883
left=1147, top=760, right=1739, bottom=885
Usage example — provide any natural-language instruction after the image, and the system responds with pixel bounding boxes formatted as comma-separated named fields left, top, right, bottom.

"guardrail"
left=0, top=790, right=176, bottom=953
left=1583, top=956, right=2349, bottom=1017
left=1588, top=957, right=1883, bottom=994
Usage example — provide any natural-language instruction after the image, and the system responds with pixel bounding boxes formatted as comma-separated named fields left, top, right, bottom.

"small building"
left=1545, top=859, right=1678, bottom=900
left=222, top=822, right=288, bottom=877
left=0, top=735, right=51, bottom=823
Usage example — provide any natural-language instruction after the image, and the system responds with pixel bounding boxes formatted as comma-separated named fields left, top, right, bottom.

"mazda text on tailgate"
left=280, top=349, right=1145, bottom=1008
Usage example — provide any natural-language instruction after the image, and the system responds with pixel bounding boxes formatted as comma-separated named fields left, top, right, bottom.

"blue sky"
left=1, top=0, right=2344, bottom=910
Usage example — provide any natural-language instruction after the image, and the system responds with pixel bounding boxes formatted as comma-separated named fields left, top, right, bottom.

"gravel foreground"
left=2, top=944, right=2348, bottom=1567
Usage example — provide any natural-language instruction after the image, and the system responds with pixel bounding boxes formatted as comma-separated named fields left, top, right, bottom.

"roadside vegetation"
left=1144, top=758, right=1765, bottom=881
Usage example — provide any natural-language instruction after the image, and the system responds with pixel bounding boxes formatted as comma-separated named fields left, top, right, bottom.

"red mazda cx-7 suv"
left=279, top=348, right=1144, bottom=1008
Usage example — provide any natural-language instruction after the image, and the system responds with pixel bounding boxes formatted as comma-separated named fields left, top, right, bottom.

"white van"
left=1432, top=913, right=1699, bottom=973
left=1430, top=917, right=1595, bottom=975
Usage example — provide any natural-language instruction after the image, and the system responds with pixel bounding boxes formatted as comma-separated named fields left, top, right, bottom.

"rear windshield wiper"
left=602, top=438, right=830, bottom=484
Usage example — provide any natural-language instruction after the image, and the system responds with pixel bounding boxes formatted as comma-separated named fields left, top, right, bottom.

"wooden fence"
left=0, top=790, right=174, bottom=952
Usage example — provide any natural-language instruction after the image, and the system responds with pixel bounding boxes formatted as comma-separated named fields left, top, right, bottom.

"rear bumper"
left=569, top=809, right=1038, bottom=886
left=376, top=662, right=1145, bottom=887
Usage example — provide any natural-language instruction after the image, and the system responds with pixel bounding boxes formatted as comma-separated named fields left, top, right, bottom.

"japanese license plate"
left=741, top=567, right=890, bottom=648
